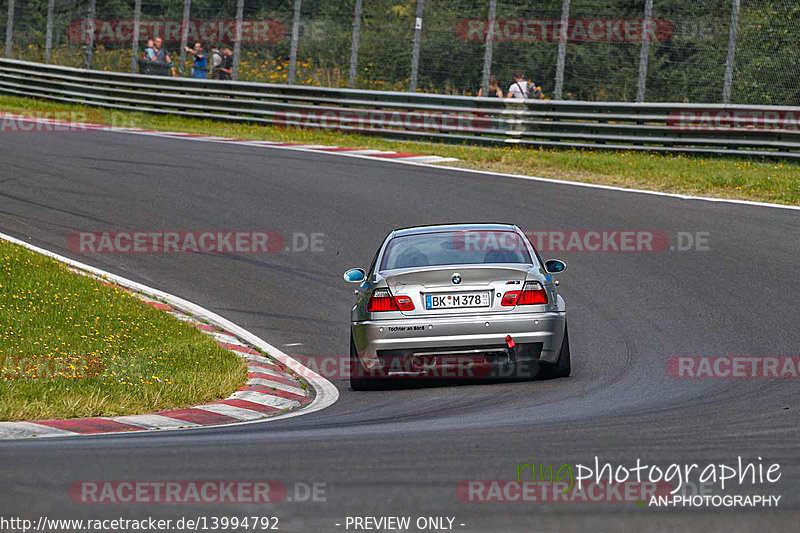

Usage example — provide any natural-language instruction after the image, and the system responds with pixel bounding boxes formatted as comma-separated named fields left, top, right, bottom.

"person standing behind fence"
left=478, top=75, right=504, bottom=98
left=209, top=47, right=224, bottom=79
left=153, top=37, right=177, bottom=77
left=184, top=42, right=208, bottom=79
left=217, top=46, right=234, bottom=80
left=507, top=71, right=529, bottom=99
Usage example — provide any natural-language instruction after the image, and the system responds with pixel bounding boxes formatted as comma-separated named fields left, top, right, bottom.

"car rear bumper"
left=351, top=311, right=566, bottom=376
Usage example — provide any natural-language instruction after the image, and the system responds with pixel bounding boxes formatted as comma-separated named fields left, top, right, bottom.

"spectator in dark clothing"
left=153, top=37, right=177, bottom=77
left=217, top=46, right=234, bottom=80
left=478, top=75, right=503, bottom=98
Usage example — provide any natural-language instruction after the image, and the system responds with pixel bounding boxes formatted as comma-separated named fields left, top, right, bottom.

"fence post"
left=635, top=0, right=654, bottom=102
left=85, top=0, right=96, bottom=69
left=131, top=0, right=141, bottom=73
left=480, top=0, right=497, bottom=97
left=4, top=0, right=14, bottom=58
left=348, top=0, right=363, bottom=88
left=409, top=0, right=425, bottom=92
left=553, top=0, right=571, bottom=99
left=232, top=0, right=244, bottom=80
left=178, top=0, right=192, bottom=75
left=288, top=0, right=302, bottom=84
left=722, top=0, right=740, bottom=104
left=44, top=0, right=55, bottom=63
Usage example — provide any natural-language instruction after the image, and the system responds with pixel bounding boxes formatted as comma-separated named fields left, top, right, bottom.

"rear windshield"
left=380, top=231, right=532, bottom=270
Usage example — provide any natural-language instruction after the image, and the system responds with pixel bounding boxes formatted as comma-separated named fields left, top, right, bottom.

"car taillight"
left=501, top=291, right=520, bottom=306
left=501, top=281, right=548, bottom=306
left=367, top=288, right=415, bottom=312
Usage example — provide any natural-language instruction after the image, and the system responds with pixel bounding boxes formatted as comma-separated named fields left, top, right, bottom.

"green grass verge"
left=0, top=239, right=248, bottom=421
left=1, top=94, right=799, bottom=205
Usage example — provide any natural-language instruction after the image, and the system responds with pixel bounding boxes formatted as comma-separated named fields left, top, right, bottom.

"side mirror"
left=343, top=268, right=366, bottom=283
left=545, top=259, right=567, bottom=274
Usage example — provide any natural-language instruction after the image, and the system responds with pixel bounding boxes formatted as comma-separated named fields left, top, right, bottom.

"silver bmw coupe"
left=343, top=223, right=570, bottom=390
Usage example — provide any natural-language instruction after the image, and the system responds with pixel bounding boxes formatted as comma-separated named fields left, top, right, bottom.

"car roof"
left=391, top=223, right=519, bottom=237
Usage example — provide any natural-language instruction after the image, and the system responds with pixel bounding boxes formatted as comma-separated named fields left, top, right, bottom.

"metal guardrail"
left=1, top=58, right=799, bottom=159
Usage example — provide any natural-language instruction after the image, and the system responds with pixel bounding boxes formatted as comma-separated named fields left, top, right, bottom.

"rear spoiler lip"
left=379, top=263, right=535, bottom=276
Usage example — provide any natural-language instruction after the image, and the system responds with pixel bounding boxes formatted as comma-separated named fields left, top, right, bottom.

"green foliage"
left=3, top=0, right=798, bottom=104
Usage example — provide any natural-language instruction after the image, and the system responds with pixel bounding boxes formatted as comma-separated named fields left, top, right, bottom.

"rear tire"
left=350, top=333, right=378, bottom=391
left=544, top=324, right=571, bottom=378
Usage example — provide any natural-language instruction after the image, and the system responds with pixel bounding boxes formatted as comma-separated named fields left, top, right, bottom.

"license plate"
left=425, top=291, right=491, bottom=310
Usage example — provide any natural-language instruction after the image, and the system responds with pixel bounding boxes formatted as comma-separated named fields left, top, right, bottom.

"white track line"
left=4, top=112, right=797, bottom=211
left=408, top=161, right=800, bottom=212
left=132, top=127, right=799, bottom=212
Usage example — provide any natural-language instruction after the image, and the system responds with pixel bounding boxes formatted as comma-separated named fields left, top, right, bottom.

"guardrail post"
left=348, top=0, right=363, bottom=88
left=722, top=0, right=740, bottom=104
left=480, top=0, right=497, bottom=97
left=178, top=0, right=192, bottom=75
left=233, top=0, right=245, bottom=80
left=84, top=0, right=96, bottom=69
left=44, top=0, right=55, bottom=63
left=4, top=0, right=14, bottom=58
left=554, top=0, right=571, bottom=100
left=635, top=0, right=654, bottom=102
left=288, top=0, right=302, bottom=84
left=409, top=0, right=425, bottom=92
left=131, top=0, right=141, bottom=73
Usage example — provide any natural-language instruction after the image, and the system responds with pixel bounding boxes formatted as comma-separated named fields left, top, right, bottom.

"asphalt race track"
left=1, top=126, right=799, bottom=532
